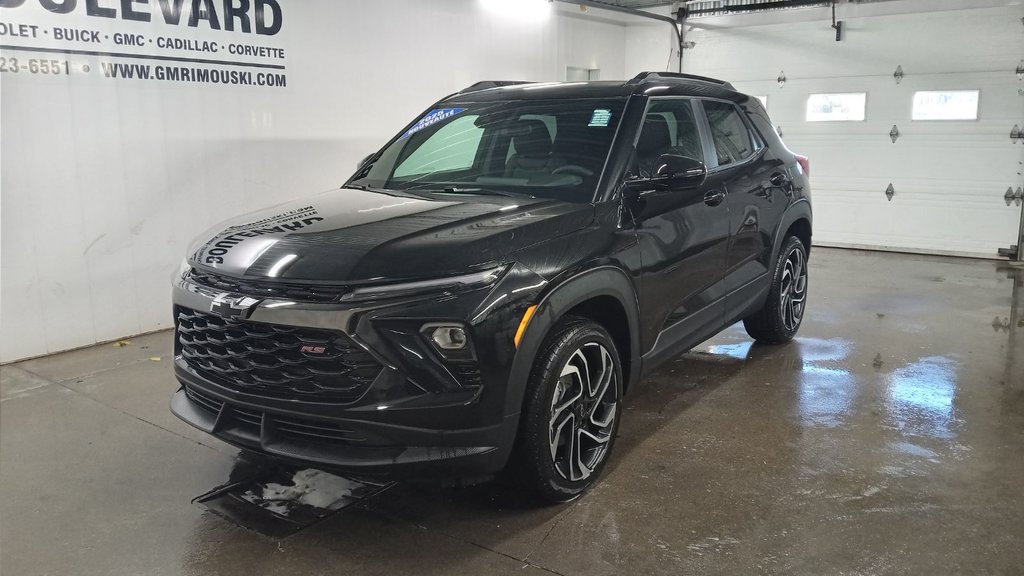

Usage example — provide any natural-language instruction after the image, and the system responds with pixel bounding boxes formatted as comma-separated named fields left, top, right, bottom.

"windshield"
left=349, top=98, right=627, bottom=203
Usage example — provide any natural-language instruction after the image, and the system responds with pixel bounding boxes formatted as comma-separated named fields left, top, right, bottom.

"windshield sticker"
left=588, top=109, right=612, bottom=127
left=400, top=108, right=466, bottom=140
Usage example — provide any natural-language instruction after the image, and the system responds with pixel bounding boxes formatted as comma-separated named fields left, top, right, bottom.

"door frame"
left=630, top=96, right=716, bottom=172
left=692, top=97, right=769, bottom=175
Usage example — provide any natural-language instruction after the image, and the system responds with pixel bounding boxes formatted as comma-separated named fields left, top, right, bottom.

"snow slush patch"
left=194, top=459, right=394, bottom=538
left=244, top=468, right=367, bottom=512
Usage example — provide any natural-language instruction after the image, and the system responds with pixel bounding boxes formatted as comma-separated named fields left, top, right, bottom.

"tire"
left=743, top=235, right=809, bottom=344
left=511, top=316, right=623, bottom=503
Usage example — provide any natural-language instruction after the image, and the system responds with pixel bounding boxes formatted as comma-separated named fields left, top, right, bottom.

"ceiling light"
left=480, top=0, right=551, bottom=21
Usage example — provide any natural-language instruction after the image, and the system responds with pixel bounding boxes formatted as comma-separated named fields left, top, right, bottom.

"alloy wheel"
left=779, top=246, right=808, bottom=332
left=548, top=342, right=619, bottom=482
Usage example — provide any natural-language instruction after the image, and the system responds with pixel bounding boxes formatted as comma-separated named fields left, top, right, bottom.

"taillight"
left=795, top=154, right=810, bottom=176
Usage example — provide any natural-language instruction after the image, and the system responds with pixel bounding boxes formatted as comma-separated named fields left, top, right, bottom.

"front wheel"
left=743, top=235, right=809, bottom=344
left=512, top=317, right=622, bottom=503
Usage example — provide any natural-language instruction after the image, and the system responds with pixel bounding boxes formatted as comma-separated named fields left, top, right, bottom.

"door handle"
left=769, top=172, right=789, bottom=187
left=703, top=190, right=726, bottom=207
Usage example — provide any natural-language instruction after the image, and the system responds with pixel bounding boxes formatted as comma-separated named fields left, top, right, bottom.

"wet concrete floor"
left=2, top=248, right=1023, bottom=575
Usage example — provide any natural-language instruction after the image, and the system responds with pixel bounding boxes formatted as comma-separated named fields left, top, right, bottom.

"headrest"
left=511, top=119, right=553, bottom=157
left=636, top=115, right=671, bottom=157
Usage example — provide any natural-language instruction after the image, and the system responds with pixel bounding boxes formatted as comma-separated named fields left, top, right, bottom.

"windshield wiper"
left=406, top=184, right=525, bottom=198
left=344, top=182, right=398, bottom=194
left=443, top=187, right=516, bottom=197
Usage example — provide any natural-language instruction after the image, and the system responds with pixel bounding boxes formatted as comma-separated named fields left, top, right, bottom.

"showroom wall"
left=627, top=0, right=1024, bottom=259
left=0, top=0, right=629, bottom=362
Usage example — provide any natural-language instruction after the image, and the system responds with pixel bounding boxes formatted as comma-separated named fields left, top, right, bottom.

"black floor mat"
left=193, top=457, right=394, bottom=538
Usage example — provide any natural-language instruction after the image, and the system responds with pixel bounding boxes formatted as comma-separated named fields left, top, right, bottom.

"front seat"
left=634, top=115, right=673, bottom=178
left=505, top=120, right=562, bottom=180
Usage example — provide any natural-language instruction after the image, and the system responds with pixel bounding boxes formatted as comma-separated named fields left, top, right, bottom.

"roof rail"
left=628, top=71, right=735, bottom=91
left=458, top=81, right=532, bottom=94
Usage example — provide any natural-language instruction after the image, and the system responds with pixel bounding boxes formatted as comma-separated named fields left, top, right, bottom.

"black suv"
left=171, top=72, right=811, bottom=501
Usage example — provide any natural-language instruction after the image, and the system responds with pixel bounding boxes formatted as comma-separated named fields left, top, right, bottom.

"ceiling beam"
left=553, top=0, right=686, bottom=72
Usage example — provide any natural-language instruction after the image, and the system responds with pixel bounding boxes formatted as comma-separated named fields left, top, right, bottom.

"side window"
left=394, top=115, right=483, bottom=178
left=634, top=99, right=704, bottom=176
left=702, top=101, right=755, bottom=167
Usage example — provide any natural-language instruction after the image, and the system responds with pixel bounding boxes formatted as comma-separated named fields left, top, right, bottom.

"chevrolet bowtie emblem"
left=209, top=294, right=262, bottom=319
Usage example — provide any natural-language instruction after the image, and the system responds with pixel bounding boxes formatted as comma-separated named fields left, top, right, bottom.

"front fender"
left=502, top=266, right=641, bottom=417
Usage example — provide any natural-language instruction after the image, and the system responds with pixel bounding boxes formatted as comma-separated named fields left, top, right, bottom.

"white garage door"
left=683, top=2, right=1024, bottom=258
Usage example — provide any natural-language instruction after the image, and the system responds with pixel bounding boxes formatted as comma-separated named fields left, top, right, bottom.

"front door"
left=627, top=98, right=730, bottom=366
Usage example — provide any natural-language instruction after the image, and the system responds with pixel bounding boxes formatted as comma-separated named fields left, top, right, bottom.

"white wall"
left=0, top=0, right=627, bottom=362
left=625, top=0, right=1024, bottom=258
left=624, top=6, right=674, bottom=76
left=624, top=0, right=1024, bottom=77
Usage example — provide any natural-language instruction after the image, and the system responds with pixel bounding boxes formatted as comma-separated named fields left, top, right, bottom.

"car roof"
left=443, top=72, right=746, bottom=104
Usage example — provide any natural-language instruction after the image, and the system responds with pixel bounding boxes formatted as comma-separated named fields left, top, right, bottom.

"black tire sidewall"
left=517, top=318, right=623, bottom=502
left=743, top=235, right=810, bottom=343
left=771, top=236, right=808, bottom=340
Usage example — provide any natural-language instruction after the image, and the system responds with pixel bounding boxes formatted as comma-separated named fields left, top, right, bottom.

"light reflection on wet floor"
left=181, top=254, right=1024, bottom=572
left=2, top=249, right=1023, bottom=575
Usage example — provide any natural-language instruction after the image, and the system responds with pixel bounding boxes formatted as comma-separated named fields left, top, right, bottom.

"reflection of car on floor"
left=170, top=72, right=812, bottom=502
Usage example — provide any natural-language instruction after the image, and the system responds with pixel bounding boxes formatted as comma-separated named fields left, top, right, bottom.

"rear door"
left=698, top=99, right=785, bottom=297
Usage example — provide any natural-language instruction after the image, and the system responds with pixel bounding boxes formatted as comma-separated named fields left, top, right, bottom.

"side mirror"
left=624, top=154, right=707, bottom=194
left=357, top=153, right=375, bottom=170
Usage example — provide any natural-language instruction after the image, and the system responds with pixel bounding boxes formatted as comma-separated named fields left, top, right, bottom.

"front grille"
left=275, top=415, right=367, bottom=443
left=186, top=386, right=224, bottom=413
left=185, top=386, right=367, bottom=444
left=232, top=405, right=263, bottom=427
left=187, top=270, right=347, bottom=303
left=450, top=364, right=483, bottom=388
left=177, top=307, right=381, bottom=404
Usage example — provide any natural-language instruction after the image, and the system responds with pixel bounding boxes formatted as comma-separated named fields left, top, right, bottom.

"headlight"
left=341, top=266, right=506, bottom=302
left=177, top=258, right=192, bottom=280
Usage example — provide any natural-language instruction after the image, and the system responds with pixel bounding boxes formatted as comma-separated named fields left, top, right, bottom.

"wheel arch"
left=503, top=266, right=642, bottom=417
left=771, top=200, right=813, bottom=270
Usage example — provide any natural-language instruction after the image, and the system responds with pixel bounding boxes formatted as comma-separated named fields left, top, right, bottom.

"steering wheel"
left=552, top=165, right=594, bottom=178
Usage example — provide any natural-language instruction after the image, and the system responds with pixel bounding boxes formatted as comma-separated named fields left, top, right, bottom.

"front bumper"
left=169, top=266, right=545, bottom=478
left=171, top=365, right=518, bottom=477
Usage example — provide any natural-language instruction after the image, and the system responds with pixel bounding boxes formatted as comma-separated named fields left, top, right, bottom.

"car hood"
left=187, top=187, right=593, bottom=284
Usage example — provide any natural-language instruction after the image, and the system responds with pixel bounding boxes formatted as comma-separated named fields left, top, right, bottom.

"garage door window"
left=702, top=101, right=755, bottom=167
left=806, top=93, right=866, bottom=122
left=912, top=90, right=980, bottom=121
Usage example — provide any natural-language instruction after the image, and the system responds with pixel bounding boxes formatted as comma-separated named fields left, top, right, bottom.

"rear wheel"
left=513, top=317, right=622, bottom=503
left=743, top=235, right=809, bottom=343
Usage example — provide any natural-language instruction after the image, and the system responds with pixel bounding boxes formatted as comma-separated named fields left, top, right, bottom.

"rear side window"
left=702, top=101, right=755, bottom=167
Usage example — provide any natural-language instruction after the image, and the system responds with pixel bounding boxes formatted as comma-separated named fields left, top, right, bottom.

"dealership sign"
left=0, top=0, right=288, bottom=88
